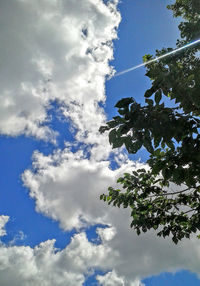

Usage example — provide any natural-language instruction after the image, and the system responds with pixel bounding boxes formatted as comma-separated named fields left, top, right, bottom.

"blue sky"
left=0, top=1, right=200, bottom=285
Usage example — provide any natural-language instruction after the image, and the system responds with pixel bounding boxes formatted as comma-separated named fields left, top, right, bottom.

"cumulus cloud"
left=0, top=0, right=120, bottom=144
left=0, top=216, right=120, bottom=286
left=22, top=147, right=134, bottom=230
left=22, top=146, right=200, bottom=285
left=97, top=270, right=126, bottom=286
left=96, top=270, right=145, bottom=286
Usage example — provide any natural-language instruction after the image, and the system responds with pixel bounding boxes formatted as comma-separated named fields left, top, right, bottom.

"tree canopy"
left=100, top=0, right=200, bottom=244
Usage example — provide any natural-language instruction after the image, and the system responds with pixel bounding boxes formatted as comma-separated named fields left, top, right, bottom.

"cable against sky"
left=114, top=38, right=200, bottom=77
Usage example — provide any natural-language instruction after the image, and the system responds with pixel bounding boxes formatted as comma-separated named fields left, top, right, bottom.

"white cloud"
left=97, top=226, right=117, bottom=242
left=22, top=148, right=134, bottom=230
left=97, top=270, right=125, bottom=286
left=0, top=216, right=119, bottom=286
left=0, top=0, right=120, bottom=143
left=96, top=270, right=144, bottom=286
left=22, top=147, right=200, bottom=285
left=0, top=216, right=9, bottom=237
left=9, top=231, right=27, bottom=246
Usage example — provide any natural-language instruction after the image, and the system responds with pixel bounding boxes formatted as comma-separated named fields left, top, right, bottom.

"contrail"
left=114, top=38, right=200, bottom=78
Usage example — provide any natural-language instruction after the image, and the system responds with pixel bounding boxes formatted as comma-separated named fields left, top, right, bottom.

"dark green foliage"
left=100, top=0, right=200, bottom=243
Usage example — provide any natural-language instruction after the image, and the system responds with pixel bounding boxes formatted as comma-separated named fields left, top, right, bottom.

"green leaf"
left=107, top=120, right=119, bottom=128
left=112, top=138, right=124, bottom=148
left=143, top=54, right=153, bottom=63
left=99, top=125, right=109, bottom=133
left=172, top=236, right=178, bottom=244
left=136, top=229, right=141, bottom=235
left=115, top=97, right=133, bottom=108
left=155, top=90, right=162, bottom=105
left=144, top=89, right=153, bottom=98
left=109, top=129, right=117, bottom=145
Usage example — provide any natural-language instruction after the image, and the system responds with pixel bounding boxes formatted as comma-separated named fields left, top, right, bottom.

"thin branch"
left=182, top=208, right=197, bottom=215
left=147, top=187, right=192, bottom=198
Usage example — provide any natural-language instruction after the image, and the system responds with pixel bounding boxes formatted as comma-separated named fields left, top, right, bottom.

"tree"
left=100, top=0, right=200, bottom=244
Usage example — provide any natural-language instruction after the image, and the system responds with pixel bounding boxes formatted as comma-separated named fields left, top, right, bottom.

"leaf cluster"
left=100, top=169, right=200, bottom=244
left=167, top=0, right=200, bottom=41
left=100, top=0, right=200, bottom=243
